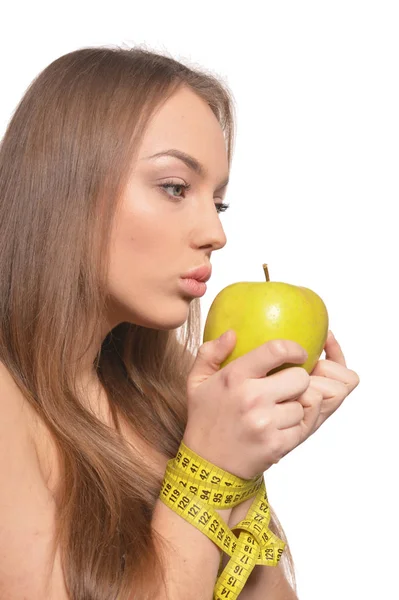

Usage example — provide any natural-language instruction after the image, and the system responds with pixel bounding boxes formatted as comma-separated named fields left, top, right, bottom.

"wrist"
left=215, top=506, right=233, bottom=525
left=218, top=495, right=259, bottom=577
left=174, top=438, right=261, bottom=530
left=229, top=494, right=258, bottom=529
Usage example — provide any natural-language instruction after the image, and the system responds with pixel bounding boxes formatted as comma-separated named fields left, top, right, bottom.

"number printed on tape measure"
left=160, top=441, right=286, bottom=600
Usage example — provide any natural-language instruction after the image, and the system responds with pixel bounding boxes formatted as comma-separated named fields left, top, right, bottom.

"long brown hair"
left=0, top=44, right=296, bottom=599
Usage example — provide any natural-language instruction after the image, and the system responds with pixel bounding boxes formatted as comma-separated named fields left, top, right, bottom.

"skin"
left=0, top=84, right=360, bottom=599
left=222, top=331, right=359, bottom=597
left=77, top=85, right=359, bottom=596
left=79, top=86, right=359, bottom=464
left=79, top=84, right=230, bottom=395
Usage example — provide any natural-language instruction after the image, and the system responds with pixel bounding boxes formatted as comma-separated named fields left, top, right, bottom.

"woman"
left=0, top=45, right=359, bottom=599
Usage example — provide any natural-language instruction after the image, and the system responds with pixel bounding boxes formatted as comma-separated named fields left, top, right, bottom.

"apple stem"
left=263, top=264, right=270, bottom=282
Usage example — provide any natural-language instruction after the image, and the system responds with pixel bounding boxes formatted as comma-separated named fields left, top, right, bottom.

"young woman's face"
left=105, top=85, right=230, bottom=330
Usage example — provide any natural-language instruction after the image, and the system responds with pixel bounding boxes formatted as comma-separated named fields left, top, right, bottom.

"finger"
left=311, top=360, right=360, bottom=392
left=308, top=375, right=349, bottom=414
left=324, top=331, right=346, bottom=366
left=250, top=365, right=310, bottom=405
left=274, top=400, right=305, bottom=429
left=226, top=339, right=308, bottom=383
left=270, top=388, right=322, bottom=457
left=296, top=386, right=323, bottom=434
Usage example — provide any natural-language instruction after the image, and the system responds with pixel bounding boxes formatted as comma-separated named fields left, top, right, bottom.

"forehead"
left=137, top=86, right=229, bottom=174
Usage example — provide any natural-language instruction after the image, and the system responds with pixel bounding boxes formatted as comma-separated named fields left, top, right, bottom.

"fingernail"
left=219, top=331, right=230, bottom=342
left=328, top=330, right=335, bottom=339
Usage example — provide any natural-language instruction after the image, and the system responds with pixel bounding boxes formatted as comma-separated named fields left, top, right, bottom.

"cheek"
left=106, top=202, right=178, bottom=299
left=104, top=197, right=192, bottom=327
left=108, top=212, right=154, bottom=289
left=112, top=198, right=159, bottom=258
left=113, top=186, right=177, bottom=254
left=110, top=185, right=186, bottom=269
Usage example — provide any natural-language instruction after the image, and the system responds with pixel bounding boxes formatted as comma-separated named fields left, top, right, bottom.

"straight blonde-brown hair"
left=0, top=44, right=296, bottom=599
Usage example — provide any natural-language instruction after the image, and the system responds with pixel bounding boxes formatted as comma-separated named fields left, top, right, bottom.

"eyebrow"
left=143, top=149, right=230, bottom=191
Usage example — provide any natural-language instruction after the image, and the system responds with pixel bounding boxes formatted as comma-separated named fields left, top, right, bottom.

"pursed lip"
left=181, top=264, right=212, bottom=282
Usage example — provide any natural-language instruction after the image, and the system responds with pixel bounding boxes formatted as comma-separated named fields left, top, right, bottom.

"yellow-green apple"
left=203, top=264, right=329, bottom=374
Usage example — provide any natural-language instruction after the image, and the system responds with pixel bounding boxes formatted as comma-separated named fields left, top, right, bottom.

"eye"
left=159, top=180, right=230, bottom=214
left=159, top=181, right=190, bottom=198
left=215, top=202, right=230, bottom=213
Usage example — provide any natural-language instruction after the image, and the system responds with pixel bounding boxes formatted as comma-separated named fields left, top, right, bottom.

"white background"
left=1, top=2, right=397, bottom=598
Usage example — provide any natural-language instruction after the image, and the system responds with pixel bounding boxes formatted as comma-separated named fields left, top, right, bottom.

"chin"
left=149, top=310, right=191, bottom=332
left=114, top=302, right=190, bottom=332
left=106, top=287, right=194, bottom=328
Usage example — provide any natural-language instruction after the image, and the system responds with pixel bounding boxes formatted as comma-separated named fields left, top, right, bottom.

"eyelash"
left=159, top=180, right=230, bottom=214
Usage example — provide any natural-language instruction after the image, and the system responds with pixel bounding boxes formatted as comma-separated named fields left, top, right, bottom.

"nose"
left=194, top=202, right=227, bottom=252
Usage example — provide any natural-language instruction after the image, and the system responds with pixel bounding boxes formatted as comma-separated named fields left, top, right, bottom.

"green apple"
left=203, top=264, right=329, bottom=374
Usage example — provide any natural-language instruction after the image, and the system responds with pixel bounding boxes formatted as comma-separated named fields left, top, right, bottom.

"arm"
left=219, top=496, right=298, bottom=600
left=152, top=496, right=233, bottom=599
left=233, top=562, right=298, bottom=600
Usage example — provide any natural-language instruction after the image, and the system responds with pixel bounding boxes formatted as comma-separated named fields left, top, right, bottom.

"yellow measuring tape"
left=159, top=441, right=285, bottom=599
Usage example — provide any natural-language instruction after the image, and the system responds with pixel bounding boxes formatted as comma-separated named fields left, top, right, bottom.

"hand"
left=294, top=330, right=360, bottom=439
left=226, top=332, right=359, bottom=524
left=183, top=332, right=318, bottom=480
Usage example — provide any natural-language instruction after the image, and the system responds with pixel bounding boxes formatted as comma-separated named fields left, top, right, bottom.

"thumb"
left=188, top=329, right=236, bottom=387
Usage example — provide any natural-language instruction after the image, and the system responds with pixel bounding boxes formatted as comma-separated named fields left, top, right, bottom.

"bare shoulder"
left=0, top=360, right=68, bottom=598
left=0, top=359, right=169, bottom=489
left=0, top=360, right=60, bottom=492
left=0, top=359, right=43, bottom=451
left=0, top=360, right=171, bottom=599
